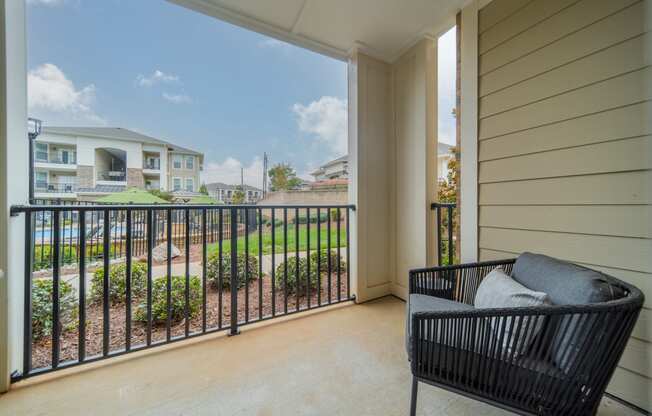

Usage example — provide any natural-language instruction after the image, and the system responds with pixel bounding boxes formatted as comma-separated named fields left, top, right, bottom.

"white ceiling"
left=169, top=0, right=466, bottom=62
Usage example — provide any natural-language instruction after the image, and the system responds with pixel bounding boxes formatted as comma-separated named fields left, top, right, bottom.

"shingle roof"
left=42, top=126, right=203, bottom=157
left=77, top=185, right=126, bottom=194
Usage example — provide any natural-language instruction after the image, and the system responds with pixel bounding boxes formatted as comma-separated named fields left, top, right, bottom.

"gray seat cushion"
left=405, top=294, right=474, bottom=359
left=511, top=252, right=626, bottom=370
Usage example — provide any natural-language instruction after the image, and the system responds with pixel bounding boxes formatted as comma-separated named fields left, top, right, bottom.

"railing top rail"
left=430, top=202, right=456, bottom=209
left=10, top=203, right=356, bottom=214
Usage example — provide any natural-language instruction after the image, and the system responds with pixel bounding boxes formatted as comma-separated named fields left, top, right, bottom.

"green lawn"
left=207, top=222, right=347, bottom=256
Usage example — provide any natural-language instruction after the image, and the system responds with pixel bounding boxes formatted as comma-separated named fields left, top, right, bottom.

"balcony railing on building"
left=35, top=154, right=77, bottom=165
left=143, top=160, right=160, bottom=170
left=97, top=171, right=126, bottom=182
left=10, top=202, right=354, bottom=380
left=35, top=183, right=77, bottom=194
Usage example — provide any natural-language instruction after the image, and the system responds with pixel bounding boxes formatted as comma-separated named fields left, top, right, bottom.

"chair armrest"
left=409, top=259, right=516, bottom=303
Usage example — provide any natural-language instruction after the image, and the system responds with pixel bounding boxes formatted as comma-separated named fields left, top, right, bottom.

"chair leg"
left=410, top=376, right=418, bottom=416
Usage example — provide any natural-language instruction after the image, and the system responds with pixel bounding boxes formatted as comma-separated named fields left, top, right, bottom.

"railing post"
left=22, top=211, right=33, bottom=377
left=229, top=207, right=239, bottom=336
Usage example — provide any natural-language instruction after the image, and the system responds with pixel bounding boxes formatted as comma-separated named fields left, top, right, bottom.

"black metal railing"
left=431, top=202, right=457, bottom=266
left=10, top=203, right=354, bottom=380
left=143, top=160, right=160, bottom=170
left=97, top=171, right=126, bottom=182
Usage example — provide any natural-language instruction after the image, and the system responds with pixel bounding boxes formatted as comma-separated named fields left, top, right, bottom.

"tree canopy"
left=268, top=163, right=302, bottom=191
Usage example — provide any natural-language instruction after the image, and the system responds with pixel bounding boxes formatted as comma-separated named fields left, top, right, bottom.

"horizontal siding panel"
left=479, top=136, right=652, bottom=183
left=479, top=0, right=639, bottom=75
left=620, top=338, right=651, bottom=378
left=479, top=0, right=533, bottom=33
left=479, top=205, right=652, bottom=238
left=479, top=0, right=579, bottom=54
left=479, top=102, right=651, bottom=160
left=479, top=1, right=647, bottom=96
left=479, top=171, right=652, bottom=205
left=480, top=249, right=652, bottom=311
left=608, top=367, right=651, bottom=411
left=479, top=67, right=652, bottom=139
left=480, top=34, right=650, bottom=118
left=478, top=227, right=652, bottom=272
left=632, top=308, right=651, bottom=342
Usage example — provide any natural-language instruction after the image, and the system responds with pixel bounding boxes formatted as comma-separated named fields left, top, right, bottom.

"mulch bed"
left=31, top=273, right=349, bottom=369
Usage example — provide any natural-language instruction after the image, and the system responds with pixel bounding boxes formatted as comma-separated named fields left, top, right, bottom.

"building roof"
left=438, top=142, right=454, bottom=155
left=42, top=126, right=203, bottom=158
left=77, top=184, right=126, bottom=194
left=205, top=182, right=262, bottom=192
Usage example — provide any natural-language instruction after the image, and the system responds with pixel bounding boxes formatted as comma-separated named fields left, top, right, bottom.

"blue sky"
left=27, top=0, right=455, bottom=187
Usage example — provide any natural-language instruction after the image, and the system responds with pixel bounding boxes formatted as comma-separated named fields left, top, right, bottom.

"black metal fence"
left=10, top=203, right=354, bottom=380
left=431, top=202, right=457, bottom=266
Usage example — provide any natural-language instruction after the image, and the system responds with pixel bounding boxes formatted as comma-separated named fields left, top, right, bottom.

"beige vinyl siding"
left=478, top=0, right=651, bottom=410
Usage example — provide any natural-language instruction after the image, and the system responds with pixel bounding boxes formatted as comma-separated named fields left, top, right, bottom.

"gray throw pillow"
left=475, top=267, right=551, bottom=357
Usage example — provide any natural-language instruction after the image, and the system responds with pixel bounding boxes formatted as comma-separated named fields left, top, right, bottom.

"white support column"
left=348, top=50, right=393, bottom=302
left=0, top=0, right=28, bottom=391
left=459, top=1, right=479, bottom=263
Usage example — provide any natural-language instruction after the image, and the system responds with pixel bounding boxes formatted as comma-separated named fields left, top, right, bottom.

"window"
left=173, top=177, right=181, bottom=191
left=185, top=178, right=193, bottom=192
left=35, top=142, right=48, bottom=162
left=35, top=171, right=47, bottom=189
left=173, top=155, right=182, bottom=169
left=185, top=156, right=194, bottom=170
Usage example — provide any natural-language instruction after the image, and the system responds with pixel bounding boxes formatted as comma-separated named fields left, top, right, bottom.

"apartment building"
left=33, top=127, right=203, bottom=201
left=205, top=182, right=263, bottom=204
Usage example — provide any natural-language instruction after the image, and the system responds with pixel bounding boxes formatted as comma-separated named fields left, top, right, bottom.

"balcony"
left=34, top=154, right=77, bottom=172
left=1, top=294, right=635, bottom=415
left=34, top=183, right=77, bottom=194
left=97, top=170, right=126, bottom=182
left=143, top=160, right=160, bottom=170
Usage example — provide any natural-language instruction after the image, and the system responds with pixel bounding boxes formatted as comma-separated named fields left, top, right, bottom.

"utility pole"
left=262, top=152, right=269, bottom=197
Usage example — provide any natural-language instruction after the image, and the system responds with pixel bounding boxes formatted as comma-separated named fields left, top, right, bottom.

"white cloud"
left=27, top=0, right=64, bottom=6
left=162, top=93, right=192, bottom=104
left=136, top=70, right=179, bottom=87
left=28, top=63, right=105, bottom=125
left=201, top=157, right=265, bottom=189
left=259, top=38, right=289, bottom=48
left=292, top=96, right=347, bottom=156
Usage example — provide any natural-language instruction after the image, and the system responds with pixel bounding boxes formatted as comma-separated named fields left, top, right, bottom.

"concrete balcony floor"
left=0, top=297, right=637, bottom=416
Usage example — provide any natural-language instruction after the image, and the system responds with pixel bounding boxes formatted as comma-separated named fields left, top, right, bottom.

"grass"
left=207, top=222, right=347, bottom=256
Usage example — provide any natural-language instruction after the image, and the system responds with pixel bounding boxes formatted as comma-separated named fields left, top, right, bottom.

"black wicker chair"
left=407, top=257, right=644, bottom=416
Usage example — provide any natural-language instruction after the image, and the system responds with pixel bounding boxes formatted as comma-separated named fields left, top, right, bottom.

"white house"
left=205, top=182, right=263, bottom=203
left=310, top=155, right=348, bottom=181
left=33, top=127, right=203, bottom=201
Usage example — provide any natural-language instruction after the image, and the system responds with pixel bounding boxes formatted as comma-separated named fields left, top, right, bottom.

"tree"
left=437, top=146, right=459, bottom=203
left=268, top=163, right=302, bottom=191
left=199, top=183, right=208, bottom=195
left=231, top=187, right=246, bottom=204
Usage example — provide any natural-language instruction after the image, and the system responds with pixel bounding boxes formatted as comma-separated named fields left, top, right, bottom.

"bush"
left=309, top=250, right=346, bottom=275
left=292, top=212, right=328, bottom=224
left=33, top=245, right=78, bottom=270
left=90, top=262, right=148, bottom=304
left=85, top=243, right=118, bottom=261
left=32, top=278, right=78, bottom=339
left=206, top=254, right=259, bottom=290
left=134, top=275, right=201, bottom=325
left=274, top=250, right=346, bottom=293
left=274, top=257, right=318, bottom=294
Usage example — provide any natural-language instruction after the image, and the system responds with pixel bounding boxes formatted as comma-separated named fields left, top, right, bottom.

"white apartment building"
left=205, top=182, right=263, bottom=204
left=33, top=127, right=203, bottom=201
left=310, top=155, right=348, bottom=181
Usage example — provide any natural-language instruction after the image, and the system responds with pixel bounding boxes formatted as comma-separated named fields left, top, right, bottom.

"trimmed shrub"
left=85, top=243, right=118, bottom=261
left=33, top=245, right=78, bottom=271
left=309, top=250, right=346, bottom=275
left=32, top=278, right=78, bottom=339
left=292, top=212, right=328, bottom=224
left=206, top=254, right=259, bottom=290
left=275, top=250, right=346, bottom=294
left=134, top=275, right=201, bottom=325
left=90, top=262, right=148, bottom=304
